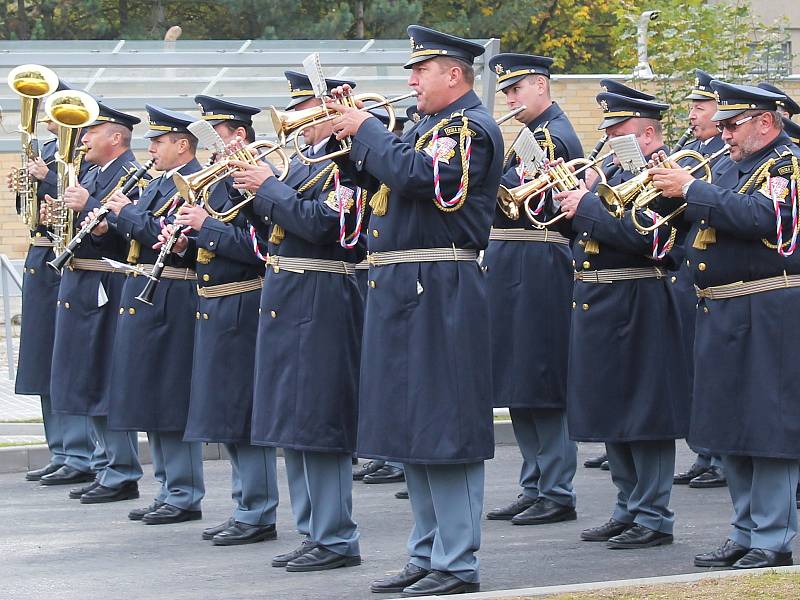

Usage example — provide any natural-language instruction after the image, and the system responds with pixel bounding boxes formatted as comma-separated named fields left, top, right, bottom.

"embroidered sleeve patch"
left=761, top=176, right=790, bottom=202
left=325, top=187, right=355, bottom=213
left=425, top=136, right=457, bottom=164
left=778, top=165, right=794, bottom=176
left=442, top=125, right=476, bottom=137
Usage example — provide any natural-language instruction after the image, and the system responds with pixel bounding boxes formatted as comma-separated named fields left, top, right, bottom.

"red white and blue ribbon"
left=432, top=128, right=471, bottom=209
left=334, top=169, right=363, bottom=249
left=767, top=173, right=799, bottom=257
left=646, top=210, right=671, bottom=260
left=249, top=225, right=268, bottom=262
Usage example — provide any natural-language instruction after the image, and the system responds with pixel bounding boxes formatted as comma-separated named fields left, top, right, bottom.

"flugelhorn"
left=172, top=140, right=291, bottom=221
left=497, top=153, right=612, bottom=229
left=270, top=91, right=417, bottom=164
left=7, top=64, right=59, bottom=229
left=628, top=145, right=730, bottom=233
left=48, top=159, right=154, bottom=272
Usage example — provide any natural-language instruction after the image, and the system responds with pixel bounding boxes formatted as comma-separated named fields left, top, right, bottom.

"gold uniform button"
left=128, top=307, right=135, bottom=315
left=671, top=276, right=677, bottom=283
left=582, top=303, right=589, bottom=311
left=196, top=311, right=200, bottom=320
left=270, top=310, right=277, bottom=318
left=703, top=306, right=709, bottom=314
left=29, top=268, right=35, bottom=275
left=572, top=260, right=576, bottom=267
left=64, top=302, right=70, bottom=309
left=369, top=280, right=376, bottom=289
left=202, top=313, right=209, bottom=320
left=372, top=229, right=379, bottom=238
left=209, top=241, right=215, bottom=247
left=35, top=232, right=42, bottom=237
left=56, top=300, right=60, bottom=306
left=258, top=308, right=262, bottom=315
left=698, top=262, right=706, bottom=271
left=572, top=301, right=577, bottom=309
left=582, top=261, right=590, bottom=269
left=202, top=274, right=210, bottom=282
left=686, top=260, right=691, bottom=267
left=700, top=219, right=706, bottom=225
left=119, top=308, right=124, bottom=315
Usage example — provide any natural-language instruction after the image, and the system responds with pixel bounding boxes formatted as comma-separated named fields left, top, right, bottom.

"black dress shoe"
left=486, top=494, right=538, bottom=520
left=142, top=504, right=202, bottom=525
left=371, top=563, right=430, bottom=593
left=202, top=517, right=235, bottom=540
left=600, top=460, right=610, bottom=470
left=584, top=452, right=607, bottom=468
left=363, top=465, right=405, bottom=484
left=689, top=466, right=727, bottom=488
left=129, top=501, right=165, bottom=521
left=353, top=460, right=383, bottom=481
left=694, top=539, right=749, bottom=567
left=80, top=482, right=139, bottom=504
left=272, top=540, right=316, bottom=567
left=285, top=546, right=361, bottom=572
left=607, top=524, right=673, bottom=549
left=581, top=518, right=632, bottom=541
left=733, top=548, right=793, bottom=569
left=39, top=465, right=95, bottom=486
left=26, top=462, right=61, bottom=481
left=401, top=571, right=480, bottom=597
left=512, top=498, right=577, bottom=525
left=674, top=462, right=709, bottom=485
left=395, top=488, right=409, bottom=499
left=213, top=522, right=277, bottom=546
left=69, top=481, right=99, bottom=499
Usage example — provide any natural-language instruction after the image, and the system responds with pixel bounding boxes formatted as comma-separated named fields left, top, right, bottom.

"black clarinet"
left=672, top=126, right=694, bottom=152
left=587, top=134, right=608, bottom=161
left=48, top=159, right=155, bottom=272
left=134, top=221, right=183, bottom=306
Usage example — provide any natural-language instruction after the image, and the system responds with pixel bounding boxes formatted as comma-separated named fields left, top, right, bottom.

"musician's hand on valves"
left=105, top=190, right=132, bottom=216
left=6, top=169, right=15, bottom=191
left=647, top=150, right=671, bottom=170
left=554, top=179, right=588, bottom=220
left=83, top=208, right=108, bottom=236
left=175, top=203, right=208, bottom=232
left=649, top=164, right=694, bottom=198
left=40, top=195, right=53, bottom=225
left=327, top=86, right=372, bottom=141
left=27, top=157, right=48, bottom=180
left=231, top=160, right=274, bottom=192
left=63, top=184, right=90, bottom=211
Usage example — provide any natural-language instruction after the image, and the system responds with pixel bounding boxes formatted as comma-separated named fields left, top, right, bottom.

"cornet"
left=270, top=91, right=417, bottom=165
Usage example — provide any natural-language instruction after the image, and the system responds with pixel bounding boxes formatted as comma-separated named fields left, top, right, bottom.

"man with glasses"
left=650, top=81, right=800, bottom=569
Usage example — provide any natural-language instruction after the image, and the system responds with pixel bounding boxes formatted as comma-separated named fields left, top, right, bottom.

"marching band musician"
left=11, top=80, right=96, bottom=485
left=49, top=103, right=145, bottom=504
left=650, top=81, right=800, bottom=569
left=757, top=82, right=799, bottom=120
left=672, top=70, right=727, bottom=491
left=326, top=25, right=503, bottom=595
left=483, top=53, right=581, bottom=527
left=177, top=96, right=278, bottom=547
left=231, top=70, right=368, bottom=572
left=555, top=89, right=691, bottom=550
left=94, top=106, right=205, bottom=525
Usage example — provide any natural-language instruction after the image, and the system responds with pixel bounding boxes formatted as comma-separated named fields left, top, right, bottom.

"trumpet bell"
left=7, top=64, right=59, bottom=98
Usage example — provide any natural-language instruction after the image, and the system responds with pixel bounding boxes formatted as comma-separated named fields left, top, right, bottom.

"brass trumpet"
left=172, top=140, right=291, bottom=221
left=7, top=64, right=59, bottom=229
left=497, top=154, right=611, bottom=229
left=595, top=147, right=727, bottom=226
left=270, top=91, right=417, bottom=165
left=627, top=145, right=730, bottom=233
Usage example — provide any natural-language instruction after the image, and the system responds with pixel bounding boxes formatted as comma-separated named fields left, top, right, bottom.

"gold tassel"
left=583, top=239, right=600, bottom=255
left=126, top=240, right=141, bottom=265
left=369, top=184, right=390, bottom=216
left=692, top=227, right=716, bottom=250
left=269, top=224, right=285, bottom=245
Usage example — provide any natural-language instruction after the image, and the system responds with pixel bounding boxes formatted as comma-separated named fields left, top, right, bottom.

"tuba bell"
left=44, top=89, right=99, bottom=255
left=7, top=64, right=59, bottom=229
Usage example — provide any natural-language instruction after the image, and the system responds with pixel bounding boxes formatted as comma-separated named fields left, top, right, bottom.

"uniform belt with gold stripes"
left=197, top=276, right=263, bottom=298
left=70, top=258, right=127, bottom=273
left=134, top=264, right=197, bottom=281
left=696, top=272, right=800, bottom=300
left=575, top=266, right=666, bottom=284
left=489, top=228, right=570, bottom=245
left=367, top=247, right=478, bottom=267
left=30, top=236, right=55, bottom=248
left=266, top=255, right=356, bottom=276
left=355, top=260, right=369, bottom=270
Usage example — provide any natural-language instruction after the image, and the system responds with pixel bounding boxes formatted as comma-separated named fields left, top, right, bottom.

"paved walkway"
left=3, top=443, right=796, bottom=600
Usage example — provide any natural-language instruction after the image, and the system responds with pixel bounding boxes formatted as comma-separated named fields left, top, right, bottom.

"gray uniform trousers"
left=147, top=432, right=204, bottom=511
left=606, top=440, right=676, bottom=534
left=89, top=415, right=142, bottom=488
left=696, top=452, right=724, bottom=469
left=405, top=461, right=484, bottom=584
left=510, top=408, right=577, bottom=507
left=40, top=394, right=92, bottom=470
left=282, top=449, right=359, bottom=556
left=724, top=455, right=799, bottom=553
left=225, top=443, right=279, bottom=526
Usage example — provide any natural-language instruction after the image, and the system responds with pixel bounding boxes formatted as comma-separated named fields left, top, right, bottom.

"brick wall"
left=1, top=75, right=799, bottom=259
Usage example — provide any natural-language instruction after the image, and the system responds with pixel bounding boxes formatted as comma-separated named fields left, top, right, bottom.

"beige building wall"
left=2, top=75, right=799, bottom=260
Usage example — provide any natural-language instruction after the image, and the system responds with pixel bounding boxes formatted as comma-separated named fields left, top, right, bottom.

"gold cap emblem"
left=494, top=63, right=504, bottom=75
left=600, top=99, right=609, bottom=112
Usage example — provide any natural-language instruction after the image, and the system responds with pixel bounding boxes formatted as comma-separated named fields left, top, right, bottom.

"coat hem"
left=355, top=451, right=495, bottom=464
left=571, top=434, right=686, bottom=443
left=252, top=441, right=353, bottom=454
